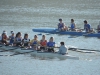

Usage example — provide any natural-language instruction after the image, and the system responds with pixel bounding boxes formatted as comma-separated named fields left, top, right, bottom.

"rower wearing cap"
left=9, top=32, right=15, bottom=45
left=58, top=19, right=68, bottom=31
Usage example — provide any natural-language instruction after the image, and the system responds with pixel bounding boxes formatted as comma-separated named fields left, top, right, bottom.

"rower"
left=47, top=37, right=55, bottom=52
left=22, top=33, right=30, bottom=47
left=58, top=18, right=68, bottom=31
left=97, top=22, right=100, bottom=33
left=58, top=42, right=68, bottom=55
left=40, top=35, right=47, bottom=51
left=9, top=32, right=15, bottom=45
left=30, top=35, right=40, bottom=50
left=15, top=32, right=22, bottom=46
left=1, top=32, right=8, bottom=45
left=84, top=20, right=93, bottom=33
left=70, top=19, right=76, bottom=31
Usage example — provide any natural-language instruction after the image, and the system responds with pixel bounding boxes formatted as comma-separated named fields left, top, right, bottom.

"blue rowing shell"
left=32, top=28, right=100, bottom=37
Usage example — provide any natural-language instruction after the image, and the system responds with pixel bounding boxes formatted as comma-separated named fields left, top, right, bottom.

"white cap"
left=11, top=32, right=14, bottom=34
left=3, top=31, right=7, bottom=34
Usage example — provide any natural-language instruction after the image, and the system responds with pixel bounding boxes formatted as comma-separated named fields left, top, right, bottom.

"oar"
left=54, top=46, right=100, bottom=52
left=0, top=48, right=17, bottom=52
left=68, top=48, right=100, bottom=52
left=37, top=33, right=42, bottom=35
left=37, top=33, right=51, bottom=35
left=0, top=50, right=34, bottom=56
left=0, top=55, right=10, bottom=56
left=68, top=27, right=81, bottom=29
left=9, top=50, right=34, bottom=56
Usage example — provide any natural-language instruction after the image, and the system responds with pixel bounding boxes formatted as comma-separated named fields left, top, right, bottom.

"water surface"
left=0, top=0, right=100, bottom=75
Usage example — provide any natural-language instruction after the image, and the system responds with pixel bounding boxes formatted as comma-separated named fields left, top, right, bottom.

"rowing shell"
left=12, top=48, right=79, bottom=60
left=32, top=27, right=100, bottom=37
left=0, top=45, right=79, bottom=60
left=30, top=51, right=79, bottom=60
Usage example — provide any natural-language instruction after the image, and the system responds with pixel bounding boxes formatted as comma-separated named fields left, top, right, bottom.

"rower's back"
left=58, top=42, right=68, bottom=55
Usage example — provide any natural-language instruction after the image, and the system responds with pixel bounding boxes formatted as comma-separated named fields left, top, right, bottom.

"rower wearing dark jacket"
left=22, top=33, right=30, bottom=47
left=15, top=32, right=22, bottom=46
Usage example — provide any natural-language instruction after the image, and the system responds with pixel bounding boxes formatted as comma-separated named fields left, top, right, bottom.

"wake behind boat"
left=32, top=27, right=100, bottom=37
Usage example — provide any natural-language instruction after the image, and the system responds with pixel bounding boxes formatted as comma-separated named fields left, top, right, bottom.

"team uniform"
left=1, top=34, right=8, bottom=44
left=22, top=39, right=30, bottom=47
left=9, top=36, right=15, bottom=45
left=30, top=39, right=39, bottom=45
left=15, top=37, right=22, bottom=46
left=30, top=39, right=39, bottom=49
left=40, top=40, right=47, bottom=50
left=84, top=24, right=91, bottom=32
left=58, top=23, right=64, bottom=31
left=70, top=23, right=75, bottom=31
left=47, top=41, right=55, bottom=52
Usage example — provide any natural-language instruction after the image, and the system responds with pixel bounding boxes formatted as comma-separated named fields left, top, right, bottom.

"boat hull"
left=83, top=33, right=100, bottom=37
left=31, top=51, right=79, bottom=60
left=32, top=28, right=100, bottom=37
left=0, top=45, right=79, bottom=60
left=0, top=45, right=18, bottom=51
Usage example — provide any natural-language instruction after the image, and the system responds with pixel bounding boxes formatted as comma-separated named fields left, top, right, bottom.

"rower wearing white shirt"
left=58, top=42, right=68, bottom=55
